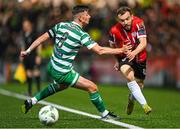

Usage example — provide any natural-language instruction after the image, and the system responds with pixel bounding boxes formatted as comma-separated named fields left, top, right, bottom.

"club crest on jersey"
left=55, top=37, right=62, bottom=47
left=132, top=32, right=136, bottom=37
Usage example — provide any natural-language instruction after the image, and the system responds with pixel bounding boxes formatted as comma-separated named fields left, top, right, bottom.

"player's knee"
left=122, top=69, right=135, bottom=82
left=126, top=75, right=135, bottom=82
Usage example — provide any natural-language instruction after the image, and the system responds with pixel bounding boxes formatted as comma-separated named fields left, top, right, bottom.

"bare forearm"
left=99, top=47, right=123, bottom=55
left=133, top=38, right=147, bottom=55
left=26, top=32, right=49, bottom=53
left=109, top=43, right=120, bottom=61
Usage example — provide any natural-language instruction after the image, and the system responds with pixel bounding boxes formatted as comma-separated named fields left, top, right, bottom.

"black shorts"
left=23, top=55, right=39, bottom=70
left=118, top=57, right=146, bottom=80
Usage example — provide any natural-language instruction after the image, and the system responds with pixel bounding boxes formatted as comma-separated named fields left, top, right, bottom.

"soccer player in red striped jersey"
left=109, top=6, right=152, bottom=115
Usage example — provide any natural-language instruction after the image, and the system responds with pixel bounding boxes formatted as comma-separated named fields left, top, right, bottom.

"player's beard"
left=124, top=24, right=131, bottom=30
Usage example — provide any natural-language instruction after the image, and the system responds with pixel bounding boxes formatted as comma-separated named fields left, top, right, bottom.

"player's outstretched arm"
left=20, top=32, right=49, bottom=58
left=91, top=43, right=131, bottom=55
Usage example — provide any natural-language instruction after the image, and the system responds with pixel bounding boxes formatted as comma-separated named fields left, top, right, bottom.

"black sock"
left=27, top=77, right=33, bottom=96
left=35, top=76, right=41, bottom=92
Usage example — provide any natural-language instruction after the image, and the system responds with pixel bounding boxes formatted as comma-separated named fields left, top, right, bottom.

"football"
left=38, top=105, right=59, bottom=126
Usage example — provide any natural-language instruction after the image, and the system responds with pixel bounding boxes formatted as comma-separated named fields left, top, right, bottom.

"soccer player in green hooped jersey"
left=21, top=5, right=131, bottom=120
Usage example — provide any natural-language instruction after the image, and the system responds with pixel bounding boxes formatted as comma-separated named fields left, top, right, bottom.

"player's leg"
left=34, top=56, right=41, bottom=92
left=74, top=76, right=120, bottom=120
left=120, top=64, right=151, bottom=114
left=22, top=63, right=81, bottom=114
left=133, top=61, right=152, bottom=114
left=129, top=78, right=144, bottom=106
left=34, top=67, right=41, bottom=92
left=26, top=70, right=33, bottom=96
left=119, top=64, right=135, bottom=115
left=22, top=62, right=69, bottom=114
left=25, top=55, right=37, bottom=96
left=135, top=78, right=144, bottom=88
left=134, top=78, right=152, bottom=114
left=22, top=81, right=68, bottom=114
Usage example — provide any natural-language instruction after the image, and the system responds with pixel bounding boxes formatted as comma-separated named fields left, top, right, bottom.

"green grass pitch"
left=0, top=83, right=180, bottom=128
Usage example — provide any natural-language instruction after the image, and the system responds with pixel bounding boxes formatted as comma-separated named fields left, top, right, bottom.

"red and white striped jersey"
left=109, top=16, right=147, bottom=62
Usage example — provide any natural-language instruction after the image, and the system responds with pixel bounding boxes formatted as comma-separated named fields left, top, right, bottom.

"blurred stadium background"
left=0, top=0, right=180, bottom=89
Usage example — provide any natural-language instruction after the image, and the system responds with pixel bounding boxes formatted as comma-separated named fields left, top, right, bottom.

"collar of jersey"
left=72, top=21, right=82, bottom=29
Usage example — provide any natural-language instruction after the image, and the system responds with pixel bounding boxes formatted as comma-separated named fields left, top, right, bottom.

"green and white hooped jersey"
left=48, top=21, right=97, bottom=74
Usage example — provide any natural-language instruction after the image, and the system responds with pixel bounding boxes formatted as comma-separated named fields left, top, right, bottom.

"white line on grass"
left=0, top=89, right=143, bottom=129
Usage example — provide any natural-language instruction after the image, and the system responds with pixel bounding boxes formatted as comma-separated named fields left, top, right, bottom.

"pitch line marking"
left=0, top=88, right=143, bottom=129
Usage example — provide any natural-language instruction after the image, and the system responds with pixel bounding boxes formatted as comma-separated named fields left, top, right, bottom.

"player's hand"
left=126, top=51, right=136, bottom=62
left=114, top=61, right=120, bottom=71
left=122, top=43, right=132, bottom=53
left=20, top=51, right=28, bottom=58
left=20, top=48, right=31, bottom=58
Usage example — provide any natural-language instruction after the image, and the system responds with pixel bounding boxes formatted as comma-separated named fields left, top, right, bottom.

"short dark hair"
left=72, top=5, right=89, bottom=15
left=116, top=6, right=132, bottom=16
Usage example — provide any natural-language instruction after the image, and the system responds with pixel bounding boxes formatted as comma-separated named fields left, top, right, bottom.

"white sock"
left=127, top=81, right=147, bottom=106
left=31, top=97, right=38, bottom=105
left=101, top=110, right=109, bottom=117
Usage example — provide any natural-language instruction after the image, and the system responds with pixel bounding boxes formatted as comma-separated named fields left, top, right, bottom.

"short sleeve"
left=81, top=33, right=97, bottom=49
left=48, top=23, right=60, bottom=38
left=137, top=22, right=147, bottom=38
